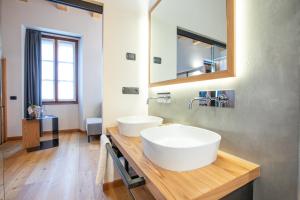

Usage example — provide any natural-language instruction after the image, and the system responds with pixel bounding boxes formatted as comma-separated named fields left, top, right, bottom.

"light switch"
left=126, top=53, right=136, bottom=61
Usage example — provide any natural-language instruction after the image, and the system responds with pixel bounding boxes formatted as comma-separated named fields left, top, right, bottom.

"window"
left=41, top=35, right=78, bottom=104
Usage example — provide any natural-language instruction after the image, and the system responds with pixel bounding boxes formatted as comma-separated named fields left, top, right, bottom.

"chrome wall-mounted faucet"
left=188, top=97, right=199, bottom=109
left=188, top=90, right=235, bottom=109
left=188, top=96, right=210, bottom=109
left=147, top=92, right=171, bottom=104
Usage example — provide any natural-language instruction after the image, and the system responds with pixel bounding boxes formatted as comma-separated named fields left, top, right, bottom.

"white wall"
left=43, top=104, right=79, bottom=131
left=98, top=0, right=149, bottom=130
left=0, top=0, right=102, bottom=136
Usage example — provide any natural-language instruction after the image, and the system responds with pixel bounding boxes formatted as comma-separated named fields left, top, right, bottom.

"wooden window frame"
left=41, top=34, right=79, bottom=105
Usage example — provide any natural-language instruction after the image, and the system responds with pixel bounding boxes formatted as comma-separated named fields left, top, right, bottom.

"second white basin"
left=141, top=124, right=221, bottom=172
left=117, top=115, right=163, bottom=137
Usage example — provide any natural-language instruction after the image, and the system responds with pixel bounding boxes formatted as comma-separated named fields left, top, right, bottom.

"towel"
left=96, top=134, right=115, bottom=185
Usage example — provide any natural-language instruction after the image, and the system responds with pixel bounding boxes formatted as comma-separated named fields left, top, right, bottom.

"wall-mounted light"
left=91, top=12, right=101, bottom=19
left=192, top=40, right=212, bottom=48
left=192, top=40, right=200, bottom=46
left=55, top=3, right=68, bottom=12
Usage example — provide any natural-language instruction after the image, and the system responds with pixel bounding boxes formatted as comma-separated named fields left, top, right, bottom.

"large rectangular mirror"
left=150, top=0, right=235, bottom=87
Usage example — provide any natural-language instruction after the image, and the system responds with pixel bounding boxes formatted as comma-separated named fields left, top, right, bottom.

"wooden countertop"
left=107, top=127, right=260, bottom=200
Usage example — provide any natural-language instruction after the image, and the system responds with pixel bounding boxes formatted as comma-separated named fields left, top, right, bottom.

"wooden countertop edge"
left=107, top=127, right=260, bottom=200
left=198, top=168, right=260, bottom=200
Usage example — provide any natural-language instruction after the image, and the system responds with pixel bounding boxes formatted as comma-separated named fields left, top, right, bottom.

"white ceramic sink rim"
left=117, top=115, right=163, bottom=137
left=141, top=124, right=221, bottom=149
left=140, top=124, right=221, bottom=171
left=117, top=115, right=163, bottom=124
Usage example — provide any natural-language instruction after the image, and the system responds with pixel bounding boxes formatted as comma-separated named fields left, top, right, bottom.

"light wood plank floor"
left=0, top=132, right=132, bottom=200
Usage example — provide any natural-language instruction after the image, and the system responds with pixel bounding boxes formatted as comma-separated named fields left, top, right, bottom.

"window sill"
left=42, top=101, right=78, bottom=105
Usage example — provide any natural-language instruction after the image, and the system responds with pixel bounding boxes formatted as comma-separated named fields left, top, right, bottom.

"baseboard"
left=7, top=136, right=22, bottom=141
left=103, top=179, right=124, bottom=190
left=79, top=129, right=87, bottom=134
left=43, top=129, right=82, bottom=134
left=7, top=129, right=85, bottom=141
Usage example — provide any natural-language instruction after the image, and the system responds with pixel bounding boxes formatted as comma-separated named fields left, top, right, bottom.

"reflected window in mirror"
left=177, top=28, right=227, bottom=78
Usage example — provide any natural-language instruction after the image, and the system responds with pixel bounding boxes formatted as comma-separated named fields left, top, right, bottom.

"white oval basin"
left=117, top=116, right=163, bottom=137
left=141, top=124, right=221, bottom=172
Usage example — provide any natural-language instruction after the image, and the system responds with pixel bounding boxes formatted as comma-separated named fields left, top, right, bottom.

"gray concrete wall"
left=149, top=0, right=300, bottom=199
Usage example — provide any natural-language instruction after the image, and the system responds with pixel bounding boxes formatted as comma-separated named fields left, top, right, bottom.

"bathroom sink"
left=117, top=116, right=163, bottom=137
left=140, top=124, right=221, bottom=172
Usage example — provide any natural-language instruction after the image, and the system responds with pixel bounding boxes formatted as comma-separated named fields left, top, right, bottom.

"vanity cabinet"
left=107, top=127, right=260, bottom=200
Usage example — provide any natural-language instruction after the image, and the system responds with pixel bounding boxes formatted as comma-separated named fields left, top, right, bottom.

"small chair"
left=86, top=118, right=102, bottom=142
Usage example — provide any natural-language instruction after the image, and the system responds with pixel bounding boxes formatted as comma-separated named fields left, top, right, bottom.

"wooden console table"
left=22, top=115, right=59, bottom=152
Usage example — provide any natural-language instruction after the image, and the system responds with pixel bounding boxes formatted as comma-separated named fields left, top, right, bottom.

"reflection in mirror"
left=177, top=28, right=227, bottom=78
left=150, top=0, right=234, bottom=86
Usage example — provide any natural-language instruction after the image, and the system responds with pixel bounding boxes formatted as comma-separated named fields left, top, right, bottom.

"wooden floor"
left=0, top=132, right=133, bottom=200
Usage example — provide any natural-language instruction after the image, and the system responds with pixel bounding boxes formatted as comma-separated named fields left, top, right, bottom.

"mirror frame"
left=149, top=0, right=235, bottom=87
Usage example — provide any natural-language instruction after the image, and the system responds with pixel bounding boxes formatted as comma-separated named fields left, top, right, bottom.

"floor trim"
left=43, top=129, right=82, bottom=134
left=7, top=129, right=86, bottom=141
left=79, top=129, right=87, bottom=134
left=7, top=136, right=22, bottom=141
